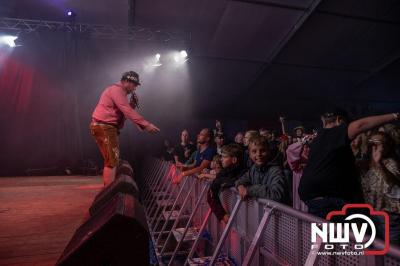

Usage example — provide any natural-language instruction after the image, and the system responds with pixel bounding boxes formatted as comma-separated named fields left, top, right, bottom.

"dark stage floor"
left=0, top=175, right=102, bottom=266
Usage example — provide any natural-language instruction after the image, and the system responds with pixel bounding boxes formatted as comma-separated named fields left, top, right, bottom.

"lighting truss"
left=0, top=17, right=189, bottom=42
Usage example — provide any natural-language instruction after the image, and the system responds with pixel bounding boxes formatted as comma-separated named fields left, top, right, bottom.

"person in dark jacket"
left=236, top=135, right=288, bottom=203
left=207, top=143, right=246, bottom=223
left=299, top=108, right=400, bottom=219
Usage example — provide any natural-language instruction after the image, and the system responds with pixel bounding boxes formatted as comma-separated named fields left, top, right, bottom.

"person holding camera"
left=299, top=108, right=399, bottom=219
left=90, top=71, right=160, bottom=187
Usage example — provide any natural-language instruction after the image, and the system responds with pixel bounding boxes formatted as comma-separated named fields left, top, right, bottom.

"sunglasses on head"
left=368, top=139, right=383, bottom=145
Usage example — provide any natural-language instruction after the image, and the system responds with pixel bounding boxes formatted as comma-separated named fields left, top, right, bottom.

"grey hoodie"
left=236, top=162, right=288, bottom=203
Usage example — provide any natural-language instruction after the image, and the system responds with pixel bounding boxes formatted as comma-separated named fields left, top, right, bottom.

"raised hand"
left=144, top=123, right=160, bottom=134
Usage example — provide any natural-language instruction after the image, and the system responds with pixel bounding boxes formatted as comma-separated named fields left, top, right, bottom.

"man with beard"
left=90, top=71, right=160, bottom=187
left=173, top=128, right=216, bottom=184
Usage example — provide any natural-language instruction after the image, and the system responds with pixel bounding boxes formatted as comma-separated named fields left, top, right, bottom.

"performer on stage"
left=90, top=71, right=160, bottom=187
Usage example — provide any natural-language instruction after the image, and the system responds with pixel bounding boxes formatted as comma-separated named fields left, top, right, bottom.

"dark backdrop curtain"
left=0, top=32, right=92, bottom=176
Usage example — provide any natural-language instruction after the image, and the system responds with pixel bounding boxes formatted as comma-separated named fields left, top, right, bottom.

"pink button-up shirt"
left=92, top=83, right=150, bottom=129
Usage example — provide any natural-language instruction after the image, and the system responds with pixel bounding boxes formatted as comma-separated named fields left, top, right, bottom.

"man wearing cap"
left=299, top=108, right=400, bottom=219
left=90, top=71, right=160, bottom=187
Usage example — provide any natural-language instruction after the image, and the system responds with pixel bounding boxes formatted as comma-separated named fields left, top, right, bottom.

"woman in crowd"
left=362, top=131, right=400, bottom=244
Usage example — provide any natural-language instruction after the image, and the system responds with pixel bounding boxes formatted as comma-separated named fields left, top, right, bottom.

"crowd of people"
left=159, top=112, right=400, bottom=245
left=89, top=70, right=399, bottom=247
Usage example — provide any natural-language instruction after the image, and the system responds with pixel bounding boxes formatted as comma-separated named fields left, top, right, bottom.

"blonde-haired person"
left=236, top=136, right=289, bottom=203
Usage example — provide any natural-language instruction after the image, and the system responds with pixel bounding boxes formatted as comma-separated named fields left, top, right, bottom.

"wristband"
left=393, top=112, right=400, bottom=121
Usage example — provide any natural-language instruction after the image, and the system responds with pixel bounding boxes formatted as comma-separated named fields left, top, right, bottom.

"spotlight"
left=66, top=10, right=76, bottom=18
left=174, top=50, right=189, bottom=63
left=152, top=53, right=162, bottom=67
left=0, top=35, right=18, bottom=48
left=180, top=50, right=188, bottom=58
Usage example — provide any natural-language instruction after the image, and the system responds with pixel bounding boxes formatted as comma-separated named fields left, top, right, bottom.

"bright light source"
left=180, top=50, right=188, bottom=58
left=0, top=35, right=18, bottom=48
left=151, top=53, right=162, bottom=66
left=173, top=50, right=188, bottom=64
left=66, top=10, right=76, bottom=17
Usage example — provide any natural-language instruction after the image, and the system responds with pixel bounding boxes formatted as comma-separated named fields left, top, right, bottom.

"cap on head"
left=322, top=107, right=349, bottom=122
left=294, top=126, right=305, bottom=132
left=121, top=71, right=141, bottom=85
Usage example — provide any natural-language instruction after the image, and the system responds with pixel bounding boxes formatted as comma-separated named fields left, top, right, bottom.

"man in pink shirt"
left=90, top=71, right=160, bottom=186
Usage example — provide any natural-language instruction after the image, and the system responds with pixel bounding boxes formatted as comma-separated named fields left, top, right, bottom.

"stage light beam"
left=0, top=35, right=18, bottom=48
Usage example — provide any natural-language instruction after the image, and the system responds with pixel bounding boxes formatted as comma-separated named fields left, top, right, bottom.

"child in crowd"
left=236, top=135, right=288, bottom=203
left=207, top=144, right=246, bottom=223
left=199, top=154, right=222, bottom=180
left=243, top=130, right=260, bottom=168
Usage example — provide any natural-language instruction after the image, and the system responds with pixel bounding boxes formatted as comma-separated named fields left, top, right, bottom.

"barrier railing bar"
left=184, top=208, right=213, bottom=266
left=168, top=181, right=210, bottom=265
left=150, top=176, right=174, bottom=227
left=151, top=180, right=178, bottom=232
left=143, top=160, right=163, bottom=196
left=209, top=197, right=243, bottom=265
left=242, top=207, right=275, bottom=266
left=142, top=159, right=400, bottom=265
left=304, top=236, right=322, bottom=266
left=143, top=162, right=165, bottom=204
left=259, top=246, right=290, bottom=266
left=146, top=166, right=173, bottom=218
left=156, top=176, right=190, bottom=245
left=160, top=179, right=197, bottom=256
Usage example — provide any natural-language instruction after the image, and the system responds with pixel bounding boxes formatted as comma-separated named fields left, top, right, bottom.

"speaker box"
left=57, top=193, right=149, bottom=266
left=116, top=160, right=134, bottom=178
left=89, top=175, right=139, bottom=216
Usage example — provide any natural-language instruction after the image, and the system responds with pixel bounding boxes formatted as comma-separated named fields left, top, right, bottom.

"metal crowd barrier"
left=139, top=158, right=400, bottom=266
